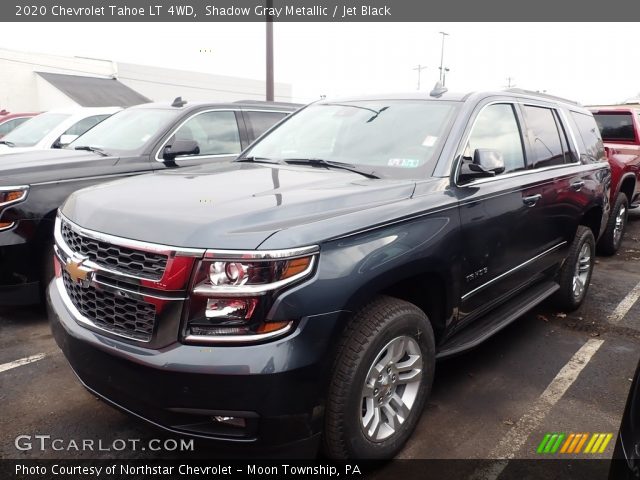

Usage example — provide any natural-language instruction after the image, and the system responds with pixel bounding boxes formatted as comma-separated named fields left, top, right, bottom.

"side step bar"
left=436, top=281, right=560, bottom=360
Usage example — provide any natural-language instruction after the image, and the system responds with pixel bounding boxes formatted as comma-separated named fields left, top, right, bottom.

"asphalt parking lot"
left=2, top=215, right=640, bottom=463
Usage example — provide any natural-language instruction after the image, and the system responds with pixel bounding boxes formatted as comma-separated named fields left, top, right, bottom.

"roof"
left=132, top=99, right=301, bottom=112
left=36, top=72, right=151, bottom=107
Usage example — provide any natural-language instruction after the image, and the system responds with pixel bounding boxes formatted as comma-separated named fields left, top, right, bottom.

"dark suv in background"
left=49, top=89, right=609, bottom=458
left=0, top=99, right=298, bottom=305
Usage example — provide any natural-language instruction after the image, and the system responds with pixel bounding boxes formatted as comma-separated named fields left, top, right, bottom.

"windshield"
left=245, top=100, right=459, bottom=178
left=68, top=108, right=178, bottom=154
left=2, top=112, right=70, bottom=147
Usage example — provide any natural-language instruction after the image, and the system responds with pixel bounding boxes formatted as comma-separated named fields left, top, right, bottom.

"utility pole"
left=265, top=0, right=274, bottom=101
left=438, top=31, right=449, bottom=84
left=505, top=76, right=515, bottom=88
left=412, top=64, right=428, bottom=90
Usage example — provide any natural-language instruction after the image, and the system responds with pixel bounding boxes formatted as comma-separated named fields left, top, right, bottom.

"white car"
left=0, top=107, right=121, bottom=154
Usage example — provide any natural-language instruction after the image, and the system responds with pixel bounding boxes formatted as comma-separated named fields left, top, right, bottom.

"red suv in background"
left=0, top=110, right=39, bottom=138
left=590, top=107, right=640, bottom=254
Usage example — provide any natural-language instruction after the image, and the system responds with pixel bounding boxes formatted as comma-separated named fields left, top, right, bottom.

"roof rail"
left=504, top=88, right=580, bottom=106
left=233, top=99, right=303, bottom=107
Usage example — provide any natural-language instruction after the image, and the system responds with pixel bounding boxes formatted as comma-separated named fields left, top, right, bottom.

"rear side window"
left=245, top=111, right=288, bottom=139
left=592, top=112, right=635, bottom=142
left=522, top=105, right=567, bottom=168
left=571, top=112, right=605, bottom=163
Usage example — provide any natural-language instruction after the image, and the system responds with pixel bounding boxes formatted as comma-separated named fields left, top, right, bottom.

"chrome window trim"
left=53, top=276, right=154, bottom=344
left=193, top=256, right=317, bottom=297
left=461, top=241, right=567, bottom=301
left=153, top=108, right=292, bottom=163
left=184, top=321, right=293, bottom=344
left=57, top=212, right=205, bottom=258
left=452, top=100, right=583, bottom=188
left=0, top=185, right=29, bottom=208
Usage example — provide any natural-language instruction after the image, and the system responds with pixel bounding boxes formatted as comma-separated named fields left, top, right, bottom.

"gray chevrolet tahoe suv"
left=49, top=89, right=610, bottom=459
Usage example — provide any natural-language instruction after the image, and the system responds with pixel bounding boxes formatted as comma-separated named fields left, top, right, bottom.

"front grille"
left=63, top=271, right=157, bottom=342
left=61, top=220, right=168, bottom=280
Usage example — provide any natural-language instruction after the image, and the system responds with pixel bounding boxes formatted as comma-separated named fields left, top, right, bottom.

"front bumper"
left=47, top=278, right=342, bottom=449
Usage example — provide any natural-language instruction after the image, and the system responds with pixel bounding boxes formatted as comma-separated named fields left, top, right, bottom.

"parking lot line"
left=608, top=279, right=640, bottom=324
left=469, top=338, right=604, bottom=479
left=0, top=353, right=45, bottom=374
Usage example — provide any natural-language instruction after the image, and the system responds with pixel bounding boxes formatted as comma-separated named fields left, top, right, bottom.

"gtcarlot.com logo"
left=14, top=435, right=195, bottom=452
left=536, top=432, right=613, bottom=454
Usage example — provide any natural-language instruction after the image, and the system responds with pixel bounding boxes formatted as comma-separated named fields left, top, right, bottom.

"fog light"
left=212, top=416, right=246, bottom=428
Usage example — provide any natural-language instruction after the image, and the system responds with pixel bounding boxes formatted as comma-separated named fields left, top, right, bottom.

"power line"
left=412, top=64, right=428, bottom=90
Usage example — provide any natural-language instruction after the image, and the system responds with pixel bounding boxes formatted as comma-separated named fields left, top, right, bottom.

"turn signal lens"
left=0, top=221, right=14, bottom=230
left=0, top=187, right=28, bottom=207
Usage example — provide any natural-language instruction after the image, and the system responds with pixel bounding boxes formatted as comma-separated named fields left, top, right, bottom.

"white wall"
left=0, top=48, right=114, bottom=111
left=117, top=62, right=292, bottom=103
left=0, top=48, right=293, bottom=112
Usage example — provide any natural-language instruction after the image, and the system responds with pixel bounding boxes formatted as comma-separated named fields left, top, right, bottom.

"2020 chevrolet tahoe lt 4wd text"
left=48, top=88, right=610, bottom=459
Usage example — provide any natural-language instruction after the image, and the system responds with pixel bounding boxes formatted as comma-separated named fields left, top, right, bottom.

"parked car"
left=0, top=99, right=298, bottom=305
left=0, top=107, right=120, bottom=154
left=590, top=107, right=640, bottom=254
left=0, top=111, right=39, bottom=138
left=48, top=89, right=610, bottom=459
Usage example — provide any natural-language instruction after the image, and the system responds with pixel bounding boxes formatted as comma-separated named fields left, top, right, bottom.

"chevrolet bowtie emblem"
left=65, top=258, right=94, bottom=285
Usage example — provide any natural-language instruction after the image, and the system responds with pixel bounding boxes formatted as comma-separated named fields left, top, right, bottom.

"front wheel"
left=323, top=296, right=435, bottom=459
left=598, top=193, right=628, bottom=256
left=553, top=225, right=595, bottom=312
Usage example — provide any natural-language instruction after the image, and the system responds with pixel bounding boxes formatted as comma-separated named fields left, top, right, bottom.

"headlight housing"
left=183, top=246, right=318, bottom=343
left=0, top=185, right=29, bottom=231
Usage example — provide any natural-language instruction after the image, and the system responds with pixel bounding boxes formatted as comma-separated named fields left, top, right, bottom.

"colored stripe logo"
left=536, top=433, right=612, bottom=454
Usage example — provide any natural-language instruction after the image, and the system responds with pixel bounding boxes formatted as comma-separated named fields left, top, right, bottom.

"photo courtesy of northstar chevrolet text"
left=2, top=1, right=640, bottom=479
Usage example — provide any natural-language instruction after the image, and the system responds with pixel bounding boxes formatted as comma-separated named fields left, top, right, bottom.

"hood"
left=0, top=149, right=117, bottom=185
left=62, top=162, right=417, bottom=250
left=0, top=145, right=39, bottom=155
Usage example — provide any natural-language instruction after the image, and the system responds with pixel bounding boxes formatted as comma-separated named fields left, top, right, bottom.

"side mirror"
left=163, top=139, right=200, bottom=161
left=53, top=134, right=79, bottom=149
left=459, top=148, right=505, bottom=182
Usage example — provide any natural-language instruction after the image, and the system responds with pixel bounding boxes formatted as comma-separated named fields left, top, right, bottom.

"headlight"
left=0, top=185, right=29, bottom=230
left=183, top=246, right=318, bottom=343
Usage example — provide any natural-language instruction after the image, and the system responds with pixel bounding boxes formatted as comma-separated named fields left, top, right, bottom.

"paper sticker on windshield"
left=388, top=158, right=420, bottom=168
left=422, top=135, right=438, bottom=147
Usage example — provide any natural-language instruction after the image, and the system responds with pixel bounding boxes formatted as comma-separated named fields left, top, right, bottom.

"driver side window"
left=465, top=104, right=526, bottom=174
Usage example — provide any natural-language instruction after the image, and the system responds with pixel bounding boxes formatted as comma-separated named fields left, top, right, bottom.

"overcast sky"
left=0, top=22, right=633, bottom=105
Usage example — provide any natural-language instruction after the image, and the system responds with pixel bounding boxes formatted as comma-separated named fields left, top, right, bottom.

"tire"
left=553, top=226, right=595, bottom=312
left=323, top=296, right=435, bottom=459
left=598, top=193, right=629, bottom=256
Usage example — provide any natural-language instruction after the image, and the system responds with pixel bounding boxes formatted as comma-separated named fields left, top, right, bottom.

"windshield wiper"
left=283, top=158, right=379, bottom=179
left=0, top=140, right=15, bottom=147
left=236, top=156, right=282, bottom=164
left=74, top=145, right=109, bottom=157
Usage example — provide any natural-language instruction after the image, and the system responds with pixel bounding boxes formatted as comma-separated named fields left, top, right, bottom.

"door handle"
left=571, top=181, right=585, bottom=191
left=523, top=194, right=542, bottom=207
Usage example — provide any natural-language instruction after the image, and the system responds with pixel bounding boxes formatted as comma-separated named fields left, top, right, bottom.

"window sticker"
left=388, top=158, right=420, bottom=168
left=422, top=135, right=438, bottom=147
